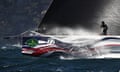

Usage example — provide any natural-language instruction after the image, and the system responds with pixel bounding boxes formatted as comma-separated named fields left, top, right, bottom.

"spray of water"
left=60, top=38, right=120, bottom=59
left=43, top=27, right=120, bottom=60
left=46, top=27, right=98, bottom=35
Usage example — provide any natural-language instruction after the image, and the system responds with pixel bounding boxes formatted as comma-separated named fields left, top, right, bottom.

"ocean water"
left=0, top=46, right=120, bottom=72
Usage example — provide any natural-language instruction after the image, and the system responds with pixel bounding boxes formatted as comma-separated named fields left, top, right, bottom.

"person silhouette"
left=100, top=21, right=108, bottom=35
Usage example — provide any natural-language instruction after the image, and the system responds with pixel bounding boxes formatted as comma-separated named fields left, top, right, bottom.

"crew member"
left=100, top=21, right=108, bottom=35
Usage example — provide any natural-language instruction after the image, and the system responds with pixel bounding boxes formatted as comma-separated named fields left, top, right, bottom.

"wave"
left=1, top=43, right=21, bottom=50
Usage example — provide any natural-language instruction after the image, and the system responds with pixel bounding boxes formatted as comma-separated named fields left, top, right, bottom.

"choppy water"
left=0, top=46, right=120, bottom=72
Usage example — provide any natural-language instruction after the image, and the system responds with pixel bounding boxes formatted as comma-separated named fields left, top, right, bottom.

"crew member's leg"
left=103, top=29, right=107, bottom=35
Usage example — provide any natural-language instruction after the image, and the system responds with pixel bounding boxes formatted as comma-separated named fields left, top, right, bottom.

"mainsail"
left=38, top=0, right=110, bottom=34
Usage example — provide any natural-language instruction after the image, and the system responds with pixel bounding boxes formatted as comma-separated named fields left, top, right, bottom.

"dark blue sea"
left=0, top=45, right=120, bottom=72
